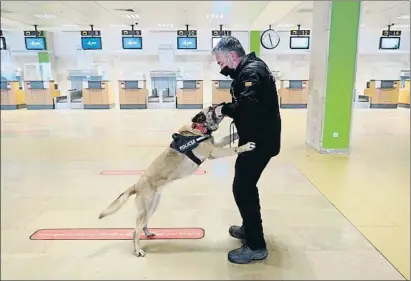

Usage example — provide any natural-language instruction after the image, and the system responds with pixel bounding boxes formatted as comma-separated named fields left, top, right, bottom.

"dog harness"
left=169, top=126, right=211, bottom=165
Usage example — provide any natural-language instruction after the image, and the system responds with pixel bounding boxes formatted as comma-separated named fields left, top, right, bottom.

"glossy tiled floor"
left=1, top=108, right=409, bottom=280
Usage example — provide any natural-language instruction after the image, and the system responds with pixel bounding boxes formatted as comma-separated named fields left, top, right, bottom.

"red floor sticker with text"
left=30, top=228, right=205, bottom=240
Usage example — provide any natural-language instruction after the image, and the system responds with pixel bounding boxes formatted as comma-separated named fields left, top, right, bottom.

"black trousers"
left=232, top=148, right=272, bottom=250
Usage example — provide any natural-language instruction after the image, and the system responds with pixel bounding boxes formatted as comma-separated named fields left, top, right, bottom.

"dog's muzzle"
left=209, top=106, right=224, bottom=129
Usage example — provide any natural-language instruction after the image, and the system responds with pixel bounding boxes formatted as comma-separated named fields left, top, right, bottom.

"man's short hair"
left=212, top=36, right=246, bottom=57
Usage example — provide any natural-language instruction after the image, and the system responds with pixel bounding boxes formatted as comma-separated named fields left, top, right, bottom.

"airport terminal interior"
left=1, top=0, right=410, bottom=280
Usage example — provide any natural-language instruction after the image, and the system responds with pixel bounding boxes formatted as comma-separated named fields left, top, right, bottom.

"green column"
left=249, top=30, right=261, bottom=57
left=36, top=32, right=53, bottom=81
left=37, top=52, right=50, bottom=63
left=306, top=0, right=361, bottom=154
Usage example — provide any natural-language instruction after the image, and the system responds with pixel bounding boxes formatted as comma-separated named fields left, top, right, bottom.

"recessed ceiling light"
left=35, top=14, right=56, bottom=19
left=61, top=24, right=79, bottom=28
left=109, top=24, right=129, bottom=28
left=394, top=24, right=410, bottom=28
left=276, top=24, right=294, bottom=28
left=397, top=15, right=410, bottom=19
left=158, top=24, right=174, bottom=28
left=123, top=14, right=139, bottom=19
left=206, top=14, right=224, bottom=19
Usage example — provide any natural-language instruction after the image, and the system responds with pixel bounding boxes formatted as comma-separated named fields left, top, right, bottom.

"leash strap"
left=229, top=121, right=236, bottom=147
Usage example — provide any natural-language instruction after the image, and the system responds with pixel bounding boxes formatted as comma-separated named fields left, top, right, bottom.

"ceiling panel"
left=361, top=1, right=410, bottom=28
left=0, top=0, right=268, bottom=31
left=251, top=1, right=304, bottom=30
left=1, top=1, right=408, bottom=32
left=270, top=1, right=410, bottom=30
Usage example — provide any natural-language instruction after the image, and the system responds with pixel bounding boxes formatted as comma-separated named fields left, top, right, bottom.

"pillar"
left=37, top=32, right=57, bottom=81
left=249, top=30, right=261, bottom=57
left=306, top=0, right=361, bottom=154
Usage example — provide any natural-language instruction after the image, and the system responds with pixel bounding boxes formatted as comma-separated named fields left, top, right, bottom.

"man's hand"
left=214, top=104, right=224, bottom=118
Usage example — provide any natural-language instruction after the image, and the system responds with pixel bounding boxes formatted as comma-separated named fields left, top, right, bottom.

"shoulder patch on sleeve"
left=244, top=81, right=253, bottom=87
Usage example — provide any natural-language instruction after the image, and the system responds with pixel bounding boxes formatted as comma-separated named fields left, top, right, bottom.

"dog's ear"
left=192, top=112, right=206, bottom=123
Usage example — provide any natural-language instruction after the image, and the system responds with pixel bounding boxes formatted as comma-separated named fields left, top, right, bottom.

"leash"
left=229, top=121, right=235, bottom=147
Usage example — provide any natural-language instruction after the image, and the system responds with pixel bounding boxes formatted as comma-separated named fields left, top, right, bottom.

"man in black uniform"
left=212, top=36, right=281, bottom=264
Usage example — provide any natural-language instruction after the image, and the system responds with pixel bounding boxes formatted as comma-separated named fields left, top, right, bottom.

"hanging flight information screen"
left=379, top=37, right=400, bottom=50
left=25, top=37, right=47, bottom=50
left=177, top=37, right=197, bottom=49
left=212, top=37, right=222, bottom=48
left=122, top=37, right=142, bottom=49
left=289, top=36, right=310, bottom=49
left=81, top=37, right=102, bottom=50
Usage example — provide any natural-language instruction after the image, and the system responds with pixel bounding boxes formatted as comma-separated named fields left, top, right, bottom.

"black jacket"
left=221, top=52, right=281, bottom=156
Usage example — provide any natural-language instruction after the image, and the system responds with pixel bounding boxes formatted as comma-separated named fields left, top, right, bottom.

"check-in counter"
left=364, top=80, right=399, bottom=108
left=83, top=80, right=115, bottom=109
left=398, top=80, right=410, bottom=108
left=212, top=80, right=232, bottom=106
left=1, top=81, right=26, bottom=110
left=279, top=80, right=308, bottom=108
left=119, top=80, right=148, bottom=109
left=24, top=80, right=60, bottom=110
left=176, top=80, right=203, bottom=109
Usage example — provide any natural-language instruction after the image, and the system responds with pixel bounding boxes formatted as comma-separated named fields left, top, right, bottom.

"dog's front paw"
left=238, top=142, right=256, bottom=153
left=146, top=232, right=156, bottom=238
left=134, top=249, right=146, bottom=257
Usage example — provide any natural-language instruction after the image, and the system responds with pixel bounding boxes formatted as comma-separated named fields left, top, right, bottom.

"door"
left=147, top=72, right=177, bottom=109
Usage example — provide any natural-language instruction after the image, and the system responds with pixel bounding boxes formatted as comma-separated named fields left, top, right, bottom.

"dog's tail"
left=98, top=184, right=137, bottom=219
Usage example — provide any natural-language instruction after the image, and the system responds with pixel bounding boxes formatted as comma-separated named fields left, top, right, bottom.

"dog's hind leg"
left=133, top=194, right=152, bottom=257
left=143, top=192, right=161, bottom=237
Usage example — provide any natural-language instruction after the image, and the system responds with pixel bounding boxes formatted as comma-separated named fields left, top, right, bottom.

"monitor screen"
left=81, top=37, right=102, bottom=50
left=25, top=37, right=47, bottom=50
left=379, top=37, right=400, bottom=50
left=289, top=36, right=310, bottom=49
left=122, top=37, right=142, bottom=49
left=380, top=80, right=395, bottom=89
left=212, top=37, right=222, bottom=49
left=177, top=37, right=197, bottom=49
left=289, top=80, right=303, bottom=89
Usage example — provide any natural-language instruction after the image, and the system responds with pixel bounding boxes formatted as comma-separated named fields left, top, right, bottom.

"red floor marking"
left=100, top=169, right=206, bottom=175
left=30, top=228, right=205, bottom=240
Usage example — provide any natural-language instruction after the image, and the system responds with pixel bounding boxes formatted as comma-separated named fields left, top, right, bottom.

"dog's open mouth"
left=191, top=106, right=224, bottom=133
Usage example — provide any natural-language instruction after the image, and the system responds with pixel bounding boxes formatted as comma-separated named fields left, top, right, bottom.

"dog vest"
left=170, top=133, right=210, bottom=165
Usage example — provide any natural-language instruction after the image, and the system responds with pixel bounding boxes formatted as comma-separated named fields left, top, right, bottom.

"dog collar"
left=192, top=123, right=208, bottom=135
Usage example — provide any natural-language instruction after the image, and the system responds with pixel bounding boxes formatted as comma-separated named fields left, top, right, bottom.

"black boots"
left=229, top=225, right=246, bottom=239
left=227, top=225, right=268, bottom=264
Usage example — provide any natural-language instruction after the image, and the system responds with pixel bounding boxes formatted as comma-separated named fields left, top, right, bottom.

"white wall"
left=2, top=26, right=409, bottom=103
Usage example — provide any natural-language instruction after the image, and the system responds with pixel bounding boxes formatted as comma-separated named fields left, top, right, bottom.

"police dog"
left=98, top=106, right=255, bottom=257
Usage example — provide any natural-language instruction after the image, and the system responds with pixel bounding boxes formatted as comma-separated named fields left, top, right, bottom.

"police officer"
left=212, top=36, right=281, bottom=264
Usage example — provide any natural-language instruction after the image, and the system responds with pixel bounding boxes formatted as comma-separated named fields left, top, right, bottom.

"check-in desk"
left=54, top=89, right=84, bottom=110
left=212, top=80, right=232, bottom=106
left=279, top=80, right=308, bottom=108
left=398, top=80, right=410, bottom=108
left=364, top=80, right=399, bottom=108
left=176, top=80, right=203, bottom=109
left=119, top=80, right=148, bottom=109
left=83, top=80, right=115, bottom=109
left=1, top=81, right=26, bottom=110
left=24, top=80, right=60, bottom=110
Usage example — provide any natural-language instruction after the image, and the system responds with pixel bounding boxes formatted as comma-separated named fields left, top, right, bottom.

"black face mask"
left=220, top=66, right=235, bottom=79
